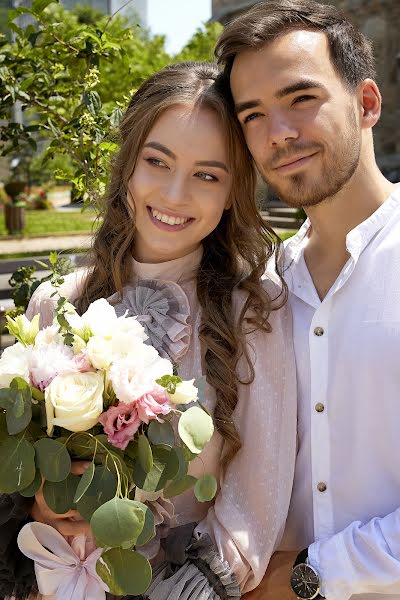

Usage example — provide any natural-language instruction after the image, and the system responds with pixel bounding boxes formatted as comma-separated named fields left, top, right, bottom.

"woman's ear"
left=359, top=78, right=381, bottom=129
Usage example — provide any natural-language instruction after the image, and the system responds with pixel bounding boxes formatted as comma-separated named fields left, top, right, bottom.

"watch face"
left=290, top=563, right=320, bottom=599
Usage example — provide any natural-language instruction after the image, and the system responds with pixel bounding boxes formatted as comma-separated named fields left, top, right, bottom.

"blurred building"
left=212, top=0, right=400, bottom=182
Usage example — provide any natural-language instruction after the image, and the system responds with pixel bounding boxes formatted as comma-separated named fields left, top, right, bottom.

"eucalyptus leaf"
left=148, top=421, right=175, bottom=447
left=178, top=406, right=214, bottom=454
left=173, top=446, right=188, bottom=481
left=43, top=474, right=80, bottom=514
left=138, top=434, right=153, bottom=474
left=194, top=474, right=217, bottom=502
left=133, top=446, right=179, bottom=493
left=73, top=461, right=95, bottom=503
left=0, top=436, right=35, bottom=493
left=91, top=498, right=145, bottom=548
left=6, top=386, right=32, bottom=435
left=20, top=469, right=42, bottom=497
left=135, top=501, right=155, bottom=547
left=164, top=475, right=197, bottom=499
left=34, top=438, right=71, bottom=482
left=96, top=548, right=152, bottom=596
left=76, top=465, right=117, bottom=521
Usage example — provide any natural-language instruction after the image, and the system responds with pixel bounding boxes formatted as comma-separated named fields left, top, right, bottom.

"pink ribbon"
left=17, top=522, right=109, bottom=600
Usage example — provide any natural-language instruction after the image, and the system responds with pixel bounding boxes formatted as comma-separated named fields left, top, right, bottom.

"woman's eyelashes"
left=144, top=156, right=218, bottom=183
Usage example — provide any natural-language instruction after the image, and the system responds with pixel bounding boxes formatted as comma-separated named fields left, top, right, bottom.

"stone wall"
left=212, top=0, right=400, bottom=180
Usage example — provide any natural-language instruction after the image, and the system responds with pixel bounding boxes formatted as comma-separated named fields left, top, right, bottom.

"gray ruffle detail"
left=107, top=280, right=191, bottom=363
left=143, top=528, right=241, bottom=600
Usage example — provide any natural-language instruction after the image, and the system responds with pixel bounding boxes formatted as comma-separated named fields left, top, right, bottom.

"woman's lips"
left=147, top=206, right=194, bottom=232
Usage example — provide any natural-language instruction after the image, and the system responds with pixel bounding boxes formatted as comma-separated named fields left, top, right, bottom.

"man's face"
left=230, top=30, right=362, bottom=207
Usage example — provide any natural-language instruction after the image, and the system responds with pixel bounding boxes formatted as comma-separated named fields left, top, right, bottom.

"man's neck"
left=302, top=161, right=395, bottom=300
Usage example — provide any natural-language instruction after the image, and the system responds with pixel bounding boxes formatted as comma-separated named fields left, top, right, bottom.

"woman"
left=0, top=61, right=296, bottom=599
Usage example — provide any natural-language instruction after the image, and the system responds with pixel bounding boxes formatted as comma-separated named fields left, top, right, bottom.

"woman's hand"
left=30, top=461, right=92, bottom=538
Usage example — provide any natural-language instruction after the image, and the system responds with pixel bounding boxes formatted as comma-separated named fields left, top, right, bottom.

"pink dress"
left=26, top=246, right=297, bottom=595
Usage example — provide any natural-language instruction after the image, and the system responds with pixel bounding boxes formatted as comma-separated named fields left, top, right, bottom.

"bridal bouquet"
left=0, top=293, right=216, bottom=597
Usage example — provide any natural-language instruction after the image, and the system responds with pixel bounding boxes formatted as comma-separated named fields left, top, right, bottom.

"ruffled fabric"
left=141, top=525, right=241, bottom=600
left=107, top=280, right=191, bottom=363
left=0, top=493, right=37, bottom=600
left=134, top=489, right=176, bottom=561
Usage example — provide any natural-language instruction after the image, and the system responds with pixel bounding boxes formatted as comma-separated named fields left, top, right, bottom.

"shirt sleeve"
left=309, top=508, right=400, bottom=599
left=195, top=297, right=297, bottom=593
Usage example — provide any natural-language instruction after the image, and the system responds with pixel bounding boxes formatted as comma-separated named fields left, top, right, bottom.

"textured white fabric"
left=26, top=246, right=297, bottom=594
left=280, top=184, right=400, bottom=599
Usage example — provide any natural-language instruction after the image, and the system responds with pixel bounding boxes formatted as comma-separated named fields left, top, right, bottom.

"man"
left=216, top=1, right=400, bottom=599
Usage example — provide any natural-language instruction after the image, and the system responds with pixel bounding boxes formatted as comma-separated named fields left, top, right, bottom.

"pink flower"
left=136, top=388, right=172, bottom=424
left=99, top=402, right=141, bottom=450
left=99, top=389, right=172, bottom=450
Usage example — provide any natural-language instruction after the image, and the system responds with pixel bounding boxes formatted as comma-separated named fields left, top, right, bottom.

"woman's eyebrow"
left=143, top=141, right=176, bottom=159
left=195, top=160, right=229, bottom=172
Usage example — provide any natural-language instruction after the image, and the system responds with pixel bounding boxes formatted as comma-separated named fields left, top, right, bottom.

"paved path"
left=0, top=233, right=93, bottom=255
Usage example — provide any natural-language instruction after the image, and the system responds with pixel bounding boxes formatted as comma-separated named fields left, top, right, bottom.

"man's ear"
left=359, top=78, right=381, bottom=129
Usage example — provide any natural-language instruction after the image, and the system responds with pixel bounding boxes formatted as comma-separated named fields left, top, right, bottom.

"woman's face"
left=129, top=103, right=232, bottom=263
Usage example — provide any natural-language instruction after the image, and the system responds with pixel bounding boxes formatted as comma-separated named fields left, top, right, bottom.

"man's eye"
left=293, top=95, right=316, bottom=104
left=195, top=172, right=217, bottom=182
left=243, top=112, right=262, bottom=124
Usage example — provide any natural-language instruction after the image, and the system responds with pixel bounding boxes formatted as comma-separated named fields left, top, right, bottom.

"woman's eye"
left=243, top=112, right=262, bottom=124
left=195, top=172, right=217, bottom=182
left=293, top=95, right=316, bottom=104
left=146, top=157, right=167, bottom=168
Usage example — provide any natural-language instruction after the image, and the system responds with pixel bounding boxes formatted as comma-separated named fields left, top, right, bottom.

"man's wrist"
left=290, top=548, right=325, bottom=599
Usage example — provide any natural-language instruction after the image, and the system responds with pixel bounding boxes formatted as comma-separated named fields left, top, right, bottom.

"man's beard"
left=259, top=109, right=361, bottom=208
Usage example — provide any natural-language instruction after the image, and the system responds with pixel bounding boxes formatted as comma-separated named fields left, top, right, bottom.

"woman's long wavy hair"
left=77, top=61, right=287, bottom=467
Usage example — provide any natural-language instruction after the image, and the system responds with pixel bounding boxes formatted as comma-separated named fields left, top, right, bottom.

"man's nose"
left=268, top=113, right=299, bottom=147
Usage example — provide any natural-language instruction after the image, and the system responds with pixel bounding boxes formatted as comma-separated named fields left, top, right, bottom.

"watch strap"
left=292, top=548, right=325, bottom=599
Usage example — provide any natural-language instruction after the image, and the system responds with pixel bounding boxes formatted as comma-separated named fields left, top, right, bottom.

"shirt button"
left=317, top=482, right=327, bottom=492
left=315, top=403, right=325, bottom=412
left=314, top=326, right=324, bottom=336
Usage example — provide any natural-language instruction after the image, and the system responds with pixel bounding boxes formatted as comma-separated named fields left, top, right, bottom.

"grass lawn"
left=0, top=210, right=98, bottom=237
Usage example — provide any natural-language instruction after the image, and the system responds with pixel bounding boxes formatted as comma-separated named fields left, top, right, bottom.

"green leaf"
left=194, top=474, right=217, bottom=502
left=43, top=473, right=80, bottom=514
left=73, top=461, right=95, bottom=503
left=178, top=406, right=214, bottom=454
left=6, top=385, right=32, bottom=435
left=32, top=0, right=56, bottom=14
left=83, top=91, right=102, bottom=115
left=34, top=438, right=71, bottom=482
left=96, top=548, right=152, bottom=596
left=76, top=465, right=117, bottom=521
left=156, top=374, right=182, bottom=394
left=0, top=388, right=13, bottom=410
left=138, top=434, right=153, bottom=474
left=148, top=421, right=175, bottom=447
left=133, top=446, right=179, bottom=492
left=20, top=469, right=42, bottom=497
left=135, top=501, right=155, bottom=547
left=0, top=436, right=35, bottom=493
left=164, top=475, right=197, bottom=499
left=173, top=446, right=188, bottom=480
left=91, top=498, right=145, bottom=548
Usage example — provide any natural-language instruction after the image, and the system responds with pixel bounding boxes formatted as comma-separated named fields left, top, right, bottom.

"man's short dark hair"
left=215, top=0, right=376, bottom=90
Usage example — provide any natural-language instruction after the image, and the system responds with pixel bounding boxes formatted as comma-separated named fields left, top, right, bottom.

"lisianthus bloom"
left=109, top=348, right=173, bottom=404
left=100, top=389, right=172, bottom=450
left=29, top=342, right=77, bottom=391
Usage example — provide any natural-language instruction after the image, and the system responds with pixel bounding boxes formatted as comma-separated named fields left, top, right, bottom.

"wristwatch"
left=290, top=548, right=325, bottom=599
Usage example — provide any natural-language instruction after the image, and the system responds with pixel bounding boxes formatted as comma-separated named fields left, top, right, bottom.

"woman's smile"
left=146, top=205, right=195, bottom=232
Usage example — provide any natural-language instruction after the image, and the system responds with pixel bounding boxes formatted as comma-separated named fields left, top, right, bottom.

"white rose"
left=86, top=336, right=113, bottom=370
left=169, top=379, right=198, bottom=405
left=45, top=371, right=104, bottom=436
left=0, top=342, right=30, bottom=388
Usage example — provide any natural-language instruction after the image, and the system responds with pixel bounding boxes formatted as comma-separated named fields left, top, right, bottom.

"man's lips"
left=273, top=151, right=319, bottom=172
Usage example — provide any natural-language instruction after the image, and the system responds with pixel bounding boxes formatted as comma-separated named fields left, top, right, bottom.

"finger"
left=71, top=461, right=92, bottom=475
left=52, top=519, right=92, bottom=537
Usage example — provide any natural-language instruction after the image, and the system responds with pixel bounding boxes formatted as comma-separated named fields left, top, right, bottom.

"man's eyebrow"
left=143, top=141, right=176, bottom=159
left=275, top=79, right=326, bottom=99
left=195, top=160, right=229, bottom=172
left=234, top=99, right=262, bottom=115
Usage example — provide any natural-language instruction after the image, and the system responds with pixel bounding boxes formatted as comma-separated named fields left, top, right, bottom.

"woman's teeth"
left=151, top=208, right=189, bottom=226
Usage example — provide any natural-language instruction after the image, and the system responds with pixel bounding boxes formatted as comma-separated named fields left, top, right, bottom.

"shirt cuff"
left=308, top=535, right=355, bottom=600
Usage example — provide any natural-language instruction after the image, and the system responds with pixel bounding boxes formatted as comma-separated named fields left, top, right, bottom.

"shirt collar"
left=284, top=184, right=400, bottom=275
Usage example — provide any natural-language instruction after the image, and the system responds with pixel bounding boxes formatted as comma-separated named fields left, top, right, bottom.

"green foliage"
left=174, top=22, right=223, bottom=63
left=178, top=406, right=214, bottom=454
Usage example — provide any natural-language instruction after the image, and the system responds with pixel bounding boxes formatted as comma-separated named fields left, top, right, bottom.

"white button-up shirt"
left=279, top=184, right=400, bottom=600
